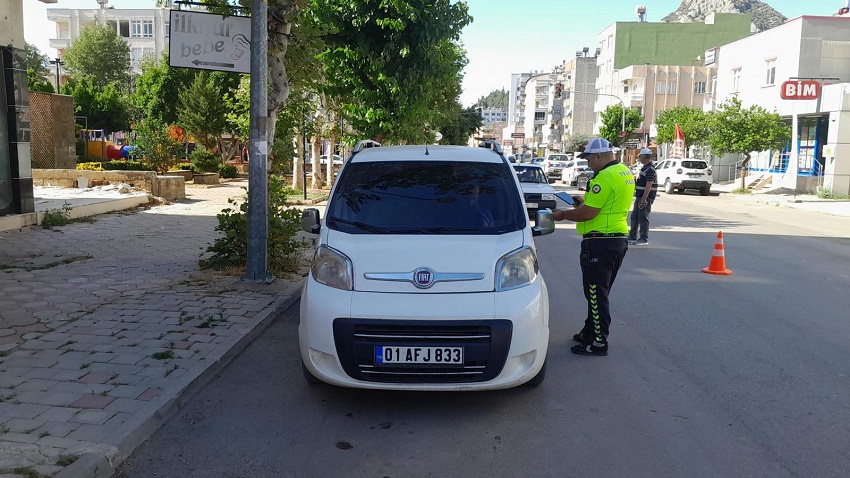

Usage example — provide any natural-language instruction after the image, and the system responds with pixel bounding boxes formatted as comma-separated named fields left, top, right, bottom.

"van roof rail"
left=353, top=140, right=382, bottom=153
left=478, top=140, right=503, bottom=154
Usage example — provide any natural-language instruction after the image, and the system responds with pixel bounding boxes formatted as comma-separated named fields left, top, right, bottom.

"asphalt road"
left=115, top=189, right=850, bottom=478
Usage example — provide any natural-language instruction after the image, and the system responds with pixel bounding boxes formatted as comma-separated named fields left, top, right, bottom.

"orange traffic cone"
left=703, top=231, right=733, bottom=275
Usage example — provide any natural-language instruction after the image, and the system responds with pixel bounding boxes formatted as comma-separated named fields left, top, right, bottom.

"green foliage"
left=437, top=104, right=483, bottom=145
left=203, top=176, right=307, bottom=275
left=63, top=24, right=130, bottom=88
left=310, top=0, right=472, bottom=143
left=75, top=138, right=87, bottom=156
left=218, top=164, right=239, bottom=179
left=731, top=187, right=752, bottom=194
left=224, top=75, right=250, bottom=142
left=41, top=202, right=72, bottom=229
left=565, top=132, right=594, bottom=153
left=131, top=120, right=181, bottom=174
left=816, top=187, right=850, bottom=200
left=190, top=148, right=221, bottom=173
left=707, top=97, right=791, bottom=167
left=101, top=161, right=154, bottom=171
left=178, top=72, right=230, bottom=151
left=66, top=79, right=129, bottom=133
left=476, top=89, right=509, bottom=110
left=655, top=106, right=710, bottom=146
left=132, top=53, right=196, bottom=125
left=25, top=43, right=54, bottom=93
left=599, top=104, right=643, bottom=145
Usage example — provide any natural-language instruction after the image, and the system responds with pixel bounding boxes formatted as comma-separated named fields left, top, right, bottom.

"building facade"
left=560, top=56, right=599, bottom=140
left=713, top=15, right=850, bottom=194
left=478, top=108, right=507, bottom=123
left=47, top=4, right=177, bottom=74
left=594, top=13, right=752, bottom=132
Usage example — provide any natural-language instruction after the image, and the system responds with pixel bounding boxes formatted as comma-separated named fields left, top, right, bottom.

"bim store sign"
left=169, top=11, right=251, bottom=74
left=780, top=80, right=821, bottom=100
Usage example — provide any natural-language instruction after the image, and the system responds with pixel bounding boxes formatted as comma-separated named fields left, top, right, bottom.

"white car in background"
left=513, top=164, right=557, bottom=215
left=656, top=158, right=713, bottom=196
left=560, top=159, right=592, bottom=185
left=540, top=154, right=569, bottom=181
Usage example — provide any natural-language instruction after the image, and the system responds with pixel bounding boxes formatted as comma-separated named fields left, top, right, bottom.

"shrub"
left=202, top=176, right=307, bottom=275
left=75, top=138, right=86, bottom=156
left=76, top=162, right=104, bottom=171
left=218, top=164, right=238, bottom=179
left=132, top=120, right=181, bottom=174
left=101, top=161, right=154, bottom=171
left=170, top=162, right=195, bottom=173
left=190, top=148, right=220, bottom=173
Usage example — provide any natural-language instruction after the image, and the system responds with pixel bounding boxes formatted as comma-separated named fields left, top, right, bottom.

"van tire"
left=664, top=179, right=674, bottom=194
left=700, top=187, right=710, bottom=196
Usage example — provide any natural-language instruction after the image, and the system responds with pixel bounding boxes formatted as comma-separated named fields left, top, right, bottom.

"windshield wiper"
left=396, top=227, right=482, bottom=234
left=327, top=216, right=391, bottom=233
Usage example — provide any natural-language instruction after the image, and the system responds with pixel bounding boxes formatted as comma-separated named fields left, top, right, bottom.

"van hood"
left=326, top=230, right=526, bottom=293
left=519, top=183, right=555, bottom=195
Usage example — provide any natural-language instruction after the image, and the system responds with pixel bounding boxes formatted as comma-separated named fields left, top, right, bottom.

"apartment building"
left=559, top=56, right=598, bottom=139
left=478, top=108, right=507, bottom=123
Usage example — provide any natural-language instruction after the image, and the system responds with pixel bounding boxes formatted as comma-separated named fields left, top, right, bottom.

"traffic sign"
left=169, top=10, right=251, bottom=74
left=511, top=133, right=525, bottom=139
left=781, top=80, right=821, bottom=100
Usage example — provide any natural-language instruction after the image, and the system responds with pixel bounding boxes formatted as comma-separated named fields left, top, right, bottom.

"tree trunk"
left=739, top=154, right=751, bottom=191
left=292, top=136, right=304, bottom=192
left=311, top=135, right=323, bottom=190
left=265, top=2, right=297, bottom=156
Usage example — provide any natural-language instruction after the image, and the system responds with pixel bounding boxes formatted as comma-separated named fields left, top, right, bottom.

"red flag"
left=673, top=124, right=686, bottom=158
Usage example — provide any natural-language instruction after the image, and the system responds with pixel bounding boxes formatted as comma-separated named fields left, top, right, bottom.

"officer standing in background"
left=551, top=138, right=635, bottom=356
left=628, top=148, right=657, bottom=246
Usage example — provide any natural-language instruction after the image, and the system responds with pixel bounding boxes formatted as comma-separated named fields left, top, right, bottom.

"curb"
left=54, top=278, right=305, bottom=478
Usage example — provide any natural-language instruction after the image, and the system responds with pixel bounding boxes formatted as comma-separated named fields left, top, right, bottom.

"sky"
left=22, top=0, right=832, bottom=106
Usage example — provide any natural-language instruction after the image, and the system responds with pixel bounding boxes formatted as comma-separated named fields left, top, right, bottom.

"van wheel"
left=302, top=361, right=322, bottom=384
left=700, top=187, right=710, bottom=196
left=525, top=361, right=547, bottom=387
left=664, top=179, right=673, bottom=194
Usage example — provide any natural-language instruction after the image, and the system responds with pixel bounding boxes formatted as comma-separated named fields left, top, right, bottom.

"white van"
left=298, top=141, right=554, bottom=391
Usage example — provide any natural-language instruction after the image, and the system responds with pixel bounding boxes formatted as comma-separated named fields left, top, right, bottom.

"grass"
left=730, top=187, right=752, bottom=195
left=816, top=188, right=850, bottom=200
left=41, top=201, right=97, bottom=229
left=151, top=351, right=175, bottom=360
left=286, top=190, right=328, bottom=202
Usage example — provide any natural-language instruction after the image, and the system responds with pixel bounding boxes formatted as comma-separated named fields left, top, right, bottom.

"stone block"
left=193, top=172, right=219, bottom=185
left=68, top=409, right=115, bottom=425
left=153, top=175, right=186, bottom=200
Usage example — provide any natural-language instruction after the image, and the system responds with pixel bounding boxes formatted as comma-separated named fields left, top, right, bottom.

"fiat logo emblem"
left=412, top=268, right=435, bottom=288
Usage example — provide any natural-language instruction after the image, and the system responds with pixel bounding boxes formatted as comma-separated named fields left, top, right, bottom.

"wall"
left=29, top=93, right=76, bottom=169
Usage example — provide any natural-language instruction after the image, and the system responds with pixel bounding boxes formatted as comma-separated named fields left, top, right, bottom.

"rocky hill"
left=661, top=0, right=788, bottom=33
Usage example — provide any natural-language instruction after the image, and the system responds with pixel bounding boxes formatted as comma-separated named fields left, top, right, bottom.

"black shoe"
left=632, top=238, right=649, bottom=246
left=572, top=333, right=587, bottom=343
left=570, top=342, right=608, bottom=356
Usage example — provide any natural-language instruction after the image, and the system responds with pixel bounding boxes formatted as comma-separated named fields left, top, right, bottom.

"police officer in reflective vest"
left=551, top=138, right=635, bottom=356
left=628, top=148, right=657, bottom=246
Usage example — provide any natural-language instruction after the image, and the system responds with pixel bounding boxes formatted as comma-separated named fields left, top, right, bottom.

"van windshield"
left=327, top=161, right=526, bottom=235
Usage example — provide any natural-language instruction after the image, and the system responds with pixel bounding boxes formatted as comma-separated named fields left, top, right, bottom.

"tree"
left=131, top=119, right=181, bottom=174
left=25, top=43, right=54, bottom=93
left=132, top=53, right=195, bottom=125
left=599, top=104, right=643, bottom=146
left=177, top=72, right=230, bottom=153
left=476, top=89, right=508, bottom=110
left=654, top=106, right=710, bottom=147
left=67, top=79, right=129, bottom=133
left=435, top=104, right=483, bottom=145
left=565, top=132, right=594, bottom=153
left=707, top=97, right=791, bottom=189
left=63, top=24, right=131, bottom=88
left=309, top=0, right=472, bottom=143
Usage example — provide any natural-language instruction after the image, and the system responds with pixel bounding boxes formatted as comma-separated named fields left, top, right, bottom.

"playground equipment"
left=80, top=129, right=136, bottom=160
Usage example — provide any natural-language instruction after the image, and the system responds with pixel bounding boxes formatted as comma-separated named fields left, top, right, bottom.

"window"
left=119, top=20, right=130, bottom=38
left=656, top=81, right=666, bottom=94
left=142, top=20, right=154, bottom=38
left=534, top=111, right=545, bottom=120
left=694, top=81, right=706, bottom=94
left=765, top=59, right=776, bottom=86
left=732, top=68, right=742, bottom=92
left=668, top=81, right=677, bottom=94
left=130, top=48, right=142, bottom=67
left=131, top=20, right=143, bottom=37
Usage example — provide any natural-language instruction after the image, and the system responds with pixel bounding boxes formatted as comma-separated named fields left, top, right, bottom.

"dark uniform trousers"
left=578, top=237, right=628, bottom=344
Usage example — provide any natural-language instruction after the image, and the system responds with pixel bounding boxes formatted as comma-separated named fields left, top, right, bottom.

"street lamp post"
left=49, top=58, right=64, bottom=92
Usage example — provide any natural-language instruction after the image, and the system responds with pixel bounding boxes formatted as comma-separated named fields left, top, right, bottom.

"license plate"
left=526, top=202, right=538, bottom=208
left=688, top=173, right=703, bottom=177
left=375, top=346, right=463, bottom=365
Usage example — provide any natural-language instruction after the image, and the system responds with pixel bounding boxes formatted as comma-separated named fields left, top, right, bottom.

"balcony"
left=49, top=38, right=71, bottom=50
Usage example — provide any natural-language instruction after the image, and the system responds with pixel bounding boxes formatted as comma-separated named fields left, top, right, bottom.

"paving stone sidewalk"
left=0, top=180, right=306, bottom=478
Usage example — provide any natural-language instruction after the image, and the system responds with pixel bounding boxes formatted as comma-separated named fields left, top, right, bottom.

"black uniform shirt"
left=635, top=162, right=657, bottom=201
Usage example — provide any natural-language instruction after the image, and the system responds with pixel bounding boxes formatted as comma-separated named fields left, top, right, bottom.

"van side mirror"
left=532, top=209, right=555, bottom=236
left=301, top=208, right=321, bottom=234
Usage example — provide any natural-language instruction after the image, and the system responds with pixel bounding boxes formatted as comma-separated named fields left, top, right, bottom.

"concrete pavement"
left=0, top=180, right=307, bottom=478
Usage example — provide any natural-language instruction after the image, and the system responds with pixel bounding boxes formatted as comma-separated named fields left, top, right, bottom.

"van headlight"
left=541, top=193, right=555, bottom=201
left=311, top=245, right=353, bottom=290
left=495, top=247, right=539, bottom=291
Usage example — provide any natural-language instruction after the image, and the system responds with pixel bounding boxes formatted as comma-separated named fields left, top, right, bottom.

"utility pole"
left=244, top=0, right=272, bottom=283
left=49, top=58, right=64, bottom=92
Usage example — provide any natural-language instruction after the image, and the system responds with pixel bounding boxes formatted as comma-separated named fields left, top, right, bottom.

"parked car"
left=513, top=164, right=557, bottom=214
left=560, top=159, right=592, bottom=185
left=319, top=154, right=343, bottom=165
left=298, top=141, right=554, bottom=391
left=575, top=169, right=595, bottom=191
left=656, top=158, right=713, bottom=196
left=540, top=154, right=570, bottom=181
